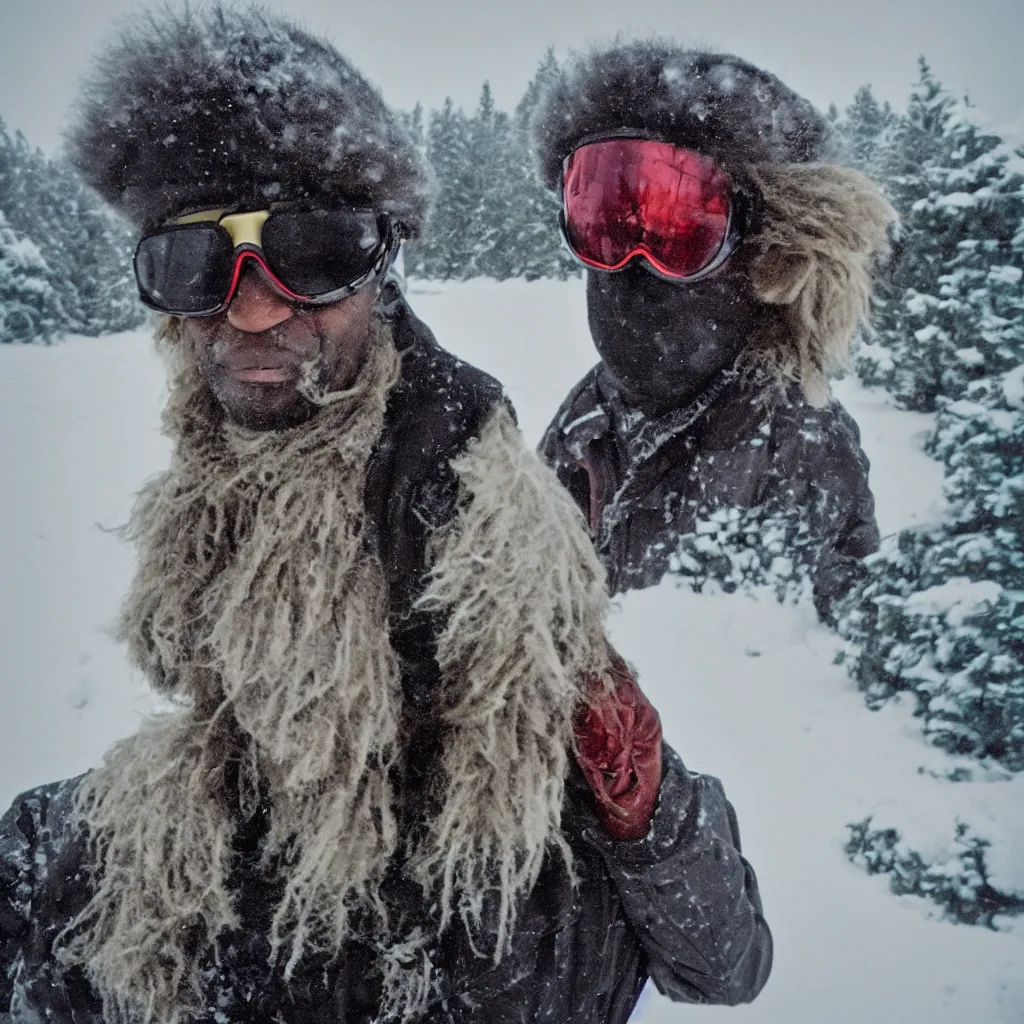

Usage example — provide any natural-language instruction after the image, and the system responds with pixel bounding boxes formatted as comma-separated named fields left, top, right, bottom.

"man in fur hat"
left=533, top=42, right=895, bottom=620
left=0, top=9, right=770, bottom=1023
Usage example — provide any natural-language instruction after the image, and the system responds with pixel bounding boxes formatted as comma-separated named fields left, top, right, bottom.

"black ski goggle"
left=133, top=207, right=399, bottom=317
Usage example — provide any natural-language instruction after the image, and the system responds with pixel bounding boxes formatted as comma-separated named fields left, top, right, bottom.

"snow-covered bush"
left=837, top=364, right=1024, bottom=770
left=846, top=817, right=1024, bottom=926
left=838, top=333, right=1023, bottom=914
left=667, top=507, right=815, bottom=606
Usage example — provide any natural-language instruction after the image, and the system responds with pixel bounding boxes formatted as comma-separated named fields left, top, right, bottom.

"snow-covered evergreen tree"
left=0, top=117, right=143, bottom=340
left=397, top=103, right=425, bottom=149
left=831, top=85, right=899, bottom=389
left=851, top=62, right=1015, bottom=409
left=0, top=211, right=62, bottom=343
left=836, top=113, right=1023, bottom=915
left=510, top=49, right=578, bottom=280
left=411, top=99, right=473, bottom=278
left=920, top=144, right=1024, bottom=397
left=852, top=62, right=953, bottom=398
left=838, top=85, right=897, bottom=178
left=47, top=160, right=142, bottom=335
left=408, top=53, right=578, bottom=281
left=463, top=83, right=518, bottom=279
left=837, top=307, right=1024, bottom=770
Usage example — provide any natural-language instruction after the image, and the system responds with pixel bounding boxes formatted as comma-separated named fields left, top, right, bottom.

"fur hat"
left=531, top=40, right=838, bottom=190
left=66, top=4, right=432, bottom=236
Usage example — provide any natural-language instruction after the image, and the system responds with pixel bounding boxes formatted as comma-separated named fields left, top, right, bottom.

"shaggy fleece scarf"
left=58, top=319, right=611, bottom=1023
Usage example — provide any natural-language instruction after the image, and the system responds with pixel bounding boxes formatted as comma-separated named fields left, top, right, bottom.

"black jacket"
left=0, top=291, right=771, bottom=1022
left=541, top=363, right=880, bottom=619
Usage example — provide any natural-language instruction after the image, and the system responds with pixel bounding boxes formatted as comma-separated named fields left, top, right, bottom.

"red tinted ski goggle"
left=133, top=206, right=399, bottom=317
left=560, top=138, right=741, bottom=282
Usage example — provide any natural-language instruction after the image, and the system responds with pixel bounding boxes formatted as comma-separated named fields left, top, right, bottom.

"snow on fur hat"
left=531, top=40, right=896, bottom=409
left=531, top=40, right=837, bottom=188
left=66, top=4, right=432, bottom=237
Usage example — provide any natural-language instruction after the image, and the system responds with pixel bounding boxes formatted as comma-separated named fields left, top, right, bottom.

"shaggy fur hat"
left=531, top=40, right=837, bottom=190
left=66, top=4, right=432, bottom=236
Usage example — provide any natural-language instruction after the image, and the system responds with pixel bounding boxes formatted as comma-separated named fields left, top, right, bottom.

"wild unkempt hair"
left=746, top=164, right=896, bottom=407
left=57, top=324, right=611, bottom=1021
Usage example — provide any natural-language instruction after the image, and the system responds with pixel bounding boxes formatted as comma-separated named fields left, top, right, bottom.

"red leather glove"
left=574, top=652, right=663, bottom=841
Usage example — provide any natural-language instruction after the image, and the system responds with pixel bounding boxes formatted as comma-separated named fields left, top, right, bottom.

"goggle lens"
left=135, top=225, right=235, bottom=316
left=260, top=210, right=382, bottom=297
left=134, top=208, right=389, bottom=316
left=562, top=139, right=733, bottom=279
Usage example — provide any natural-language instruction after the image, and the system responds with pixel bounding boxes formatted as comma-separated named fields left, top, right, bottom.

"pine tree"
left=832, top=85, right=897, bottom=390
left=398, top=103, right=425, bottom=148
left=0, top=125, right=76, bottom=333
left=839, top=85, right=897, bottom=177
left=464, top=82, right=518, bottom=279
left=409, top=52, right=579, bottom=282
left=853, top=62, right=1009, bottom=409
left=510, top=48, right=579, bottom=280
left=835, top=72, right=1024, bottom=923
left=0, top=211, right=62, bottom=343
left=920, top=137, right=1024, bottom=397
left=0, top=117, right=143, bottom=339
left=411, top=99, right=474, bottom=278
left=45, top=159, right=142, bottom=334
left=837, top=175, right=1024, bottom=767
left=853, top=61, right=954, bottom=399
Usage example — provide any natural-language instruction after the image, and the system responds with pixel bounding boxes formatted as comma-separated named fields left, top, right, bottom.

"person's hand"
left=574, top=653, right=663, bottom=841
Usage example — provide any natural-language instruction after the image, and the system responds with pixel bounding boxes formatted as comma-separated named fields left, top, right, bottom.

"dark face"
left=586, top=255, right=767, bottom=416
left=183, top=262, right=377, bottom=431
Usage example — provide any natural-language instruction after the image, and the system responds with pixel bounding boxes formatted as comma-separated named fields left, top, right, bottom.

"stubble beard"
left=194, top=320, right=351, bottom=432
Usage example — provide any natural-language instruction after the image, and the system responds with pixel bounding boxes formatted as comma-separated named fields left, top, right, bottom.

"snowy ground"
left=0, top=277, right=1020, bottom=1023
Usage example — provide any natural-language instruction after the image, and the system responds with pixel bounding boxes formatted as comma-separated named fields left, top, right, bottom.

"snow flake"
left=660, top=64, right=683, bottom=87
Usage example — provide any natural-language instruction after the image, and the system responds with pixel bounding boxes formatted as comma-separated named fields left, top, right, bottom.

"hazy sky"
left=1, top=0, right=1021, bottom=156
